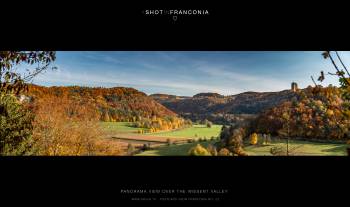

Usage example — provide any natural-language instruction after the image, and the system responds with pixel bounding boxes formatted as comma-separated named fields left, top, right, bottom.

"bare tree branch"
left=328, top=52, right=350, bottom=86
left=335, top=51, right=350, bottom=77
left=311, top=76, right=317, bottom=86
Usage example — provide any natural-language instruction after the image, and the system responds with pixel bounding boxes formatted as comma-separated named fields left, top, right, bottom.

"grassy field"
left=137, top=139, right=348, bottom=156
left=152, top=124, right=222, bottom=139
left=101, top=122, right=222, bottom=139
left=244, top=139, right=348, bottom=156
left=101, top=122, right=348, bottom=156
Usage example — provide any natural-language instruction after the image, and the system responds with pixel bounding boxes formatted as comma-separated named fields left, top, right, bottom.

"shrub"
left=227, top=145, right=248, bottom=156
left=135, top=122, right=143, bottom=128
left=206, top=144, right=217, bottom=156
left=218, top=148, right=231, bottom=156
left=187, top=139, right=193, bottom=143
left=206, top=121, right=212, bottom=128
left=166, top=138, right=172, bottom=146
left=235, top=147, right=249, bottom=156
left=188, top=144, right=211, bottom=156
left=127, top=144, right=135, bottom=155
left=142, top=143, right=152, bottom=151
left=198, top=138, right=203, bottom=142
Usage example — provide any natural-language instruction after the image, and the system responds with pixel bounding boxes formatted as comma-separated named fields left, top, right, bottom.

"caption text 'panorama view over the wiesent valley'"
left=2, top=51, right=350, bottom=156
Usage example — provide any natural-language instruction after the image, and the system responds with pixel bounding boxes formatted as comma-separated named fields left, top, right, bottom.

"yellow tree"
left=250, top=133, right=258, bottom=145
left=102, top=112, right=110, bottom=122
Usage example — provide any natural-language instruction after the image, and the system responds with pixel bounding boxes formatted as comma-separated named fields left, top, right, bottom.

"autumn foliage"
left=132, top=115, right=192, bottom=133
left=253, top=86, right=350, bottom=140
left=25, top=84, right=190, bottom=132
left=188, top=144, right=211, bottom=156
left=27, top=85, right=176, bottom=120
left=250, top=133, right=258, bottom=145
left=217, top=125, right=248, bottom=156
left=29, top=94, right=122, bottom=155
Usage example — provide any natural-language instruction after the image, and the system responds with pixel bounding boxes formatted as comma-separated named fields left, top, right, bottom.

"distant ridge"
left=193, top=92, right=224, bottom=98
left=150, top=89, right=298, bottom=124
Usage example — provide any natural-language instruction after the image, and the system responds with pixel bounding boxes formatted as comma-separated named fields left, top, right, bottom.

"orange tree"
left=319, top=51, right=350, bottom=154
left=319, top=52, right=350, bottom=132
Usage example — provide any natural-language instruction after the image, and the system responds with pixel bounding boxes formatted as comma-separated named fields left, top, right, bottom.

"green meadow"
left=151, top=124, right=222, bottom=139
left=101, top=122, right=222, bottom=139
left=244, top=139, right=348, bottom=156
left=101, top=122, right=348, bottom=156
left=136, top=139, right=348, bottom=156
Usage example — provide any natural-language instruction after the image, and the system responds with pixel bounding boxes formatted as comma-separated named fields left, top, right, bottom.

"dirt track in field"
left=106, top=133, right=192, bottom=155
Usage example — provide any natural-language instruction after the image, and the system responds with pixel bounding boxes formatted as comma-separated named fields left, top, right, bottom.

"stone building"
left=291, top=82, right=298, bottom=92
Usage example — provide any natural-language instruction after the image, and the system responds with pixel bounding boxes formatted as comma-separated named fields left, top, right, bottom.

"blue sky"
left=29, top=51, right=350, bottom=96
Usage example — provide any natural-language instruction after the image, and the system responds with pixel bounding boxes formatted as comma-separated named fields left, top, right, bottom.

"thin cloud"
left=34, top=67, right=241, bottom=96
left=195, top=65, right=289, bottom=92
left=33, top=51, right=350, bottom=96
left=80, top=52, right=123, bottom=65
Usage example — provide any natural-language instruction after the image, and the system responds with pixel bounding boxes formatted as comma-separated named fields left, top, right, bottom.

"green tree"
left=0, top=51, right=56, bottom=155
left=206, top=121, right=212, bottom=128
left=0, top=94, right=33, bottom=155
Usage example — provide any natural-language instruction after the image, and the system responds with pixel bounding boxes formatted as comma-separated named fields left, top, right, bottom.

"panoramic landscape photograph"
left=1, top=51, right=350, bottom=156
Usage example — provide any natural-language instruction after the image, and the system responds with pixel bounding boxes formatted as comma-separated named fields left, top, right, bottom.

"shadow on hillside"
left=137, top=141, right=216, bottom=156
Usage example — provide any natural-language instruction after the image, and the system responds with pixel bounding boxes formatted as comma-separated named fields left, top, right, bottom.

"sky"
left=25, top=51, right=350, bottom=96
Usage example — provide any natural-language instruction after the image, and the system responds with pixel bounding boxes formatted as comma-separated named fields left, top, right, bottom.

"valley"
left=101, top=122, right=221, bottom=154
left=22, top=85, right=350, bottom=156
left=100, top=122, right=348, bottom=156
left=3, top=51, right=350, bottom=156
left=150, top=90, right=297, bottom=125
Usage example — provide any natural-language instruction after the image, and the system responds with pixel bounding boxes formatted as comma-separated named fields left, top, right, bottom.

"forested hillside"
left=25, top=85, right=190, bottom=132
left=252, top=86, right=350, bottom=140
